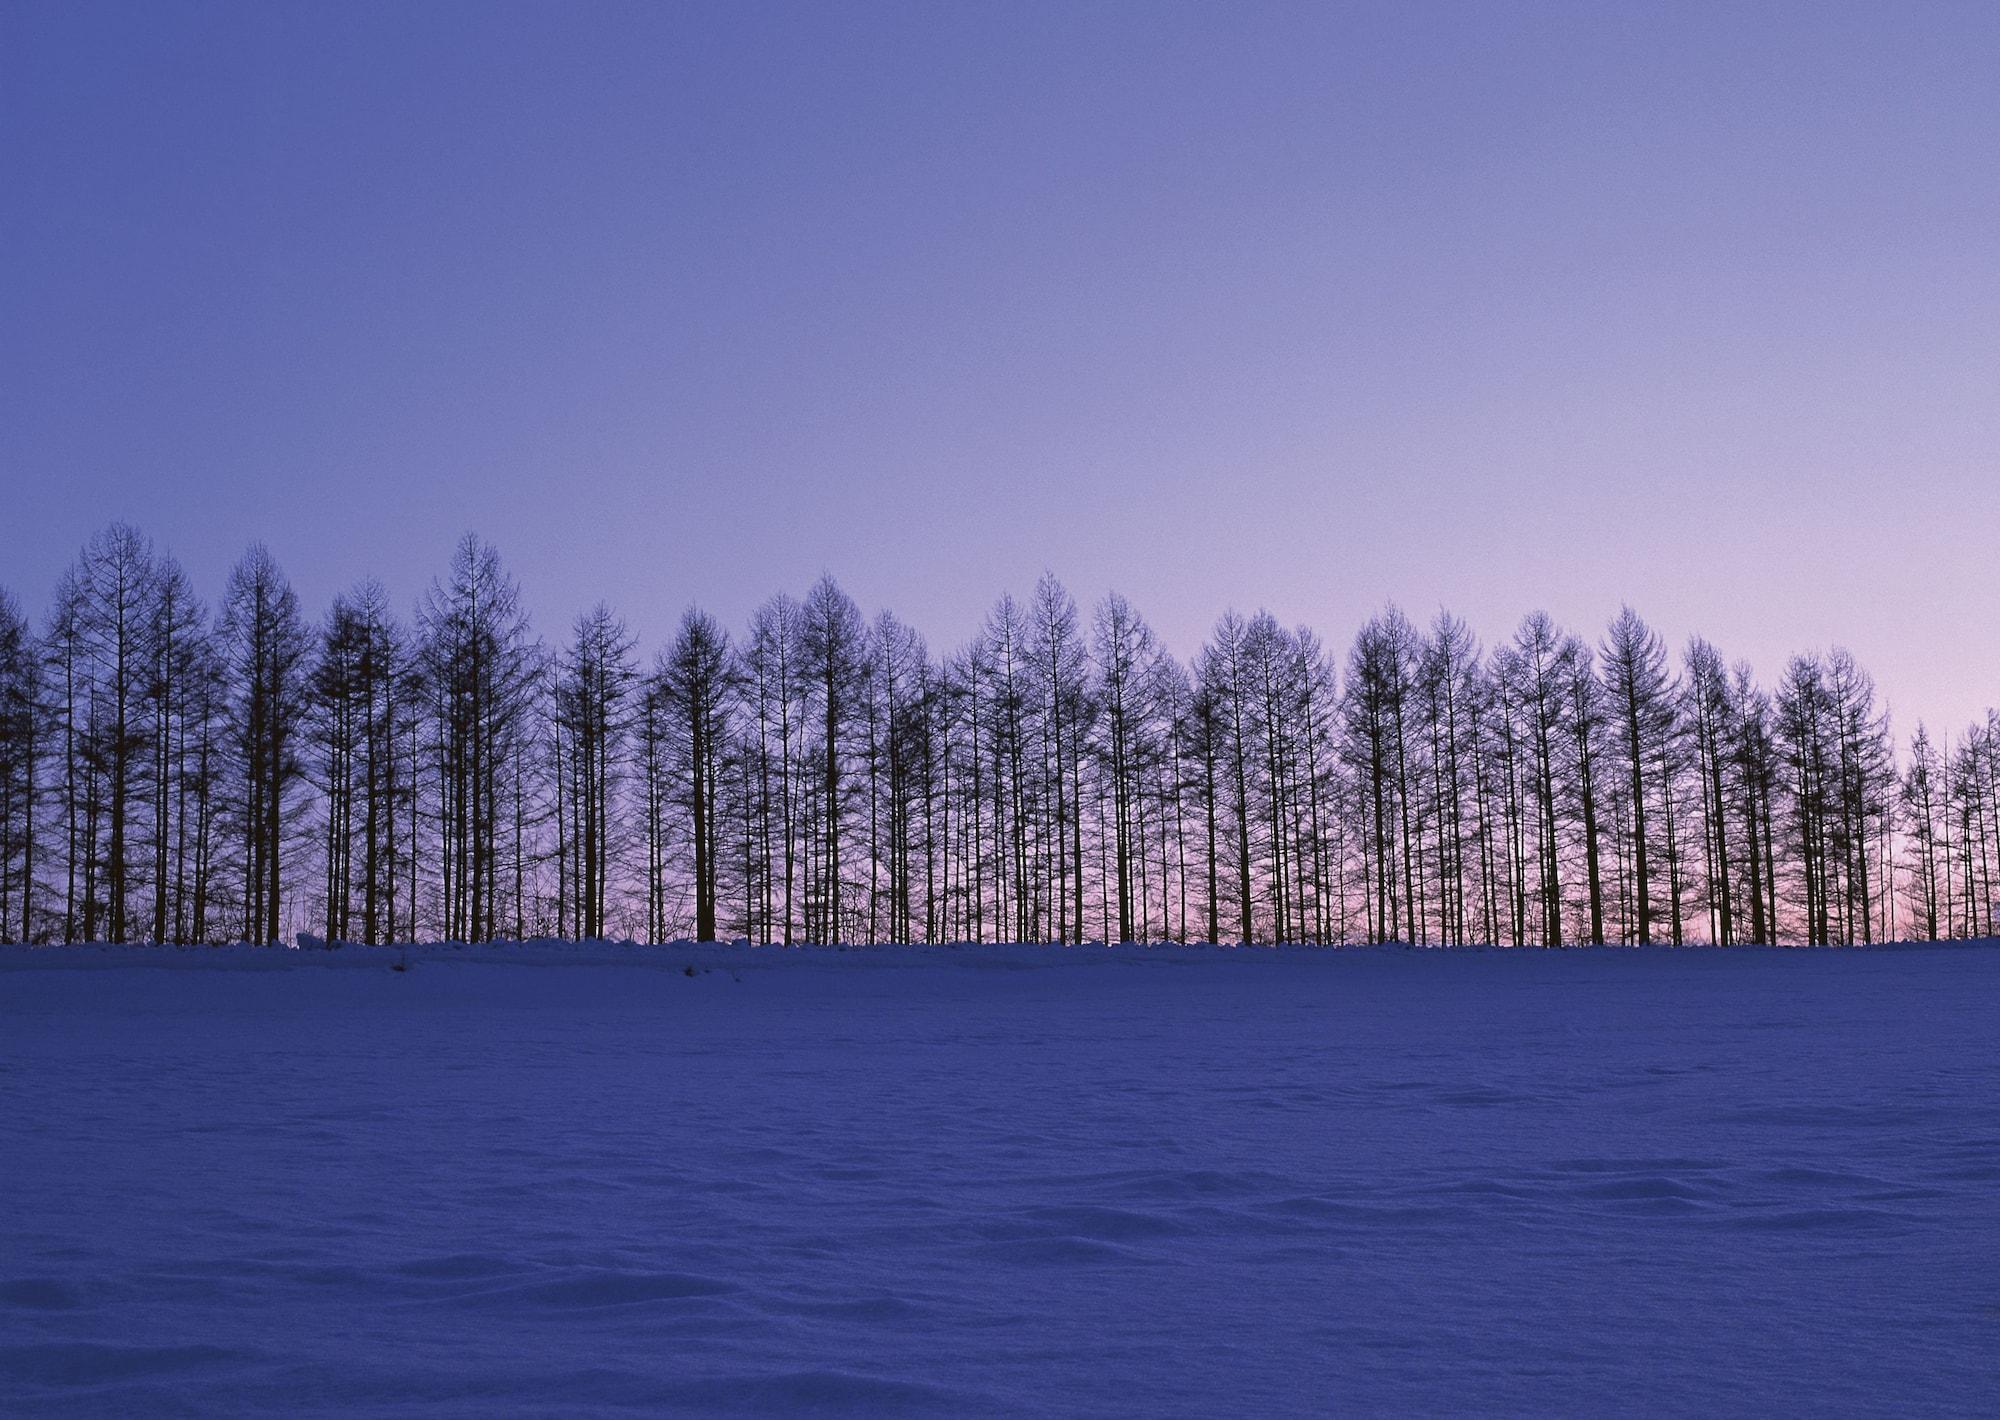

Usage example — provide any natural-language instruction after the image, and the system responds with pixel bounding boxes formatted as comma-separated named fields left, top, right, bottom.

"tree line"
left=0, top=524, right=1994, bottom=948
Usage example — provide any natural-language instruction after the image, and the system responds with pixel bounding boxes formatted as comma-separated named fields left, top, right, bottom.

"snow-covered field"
left=3, top=943, right=1996, bottom=1418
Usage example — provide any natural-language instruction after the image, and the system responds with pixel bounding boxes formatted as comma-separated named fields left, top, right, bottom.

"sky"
left=4, top=1, right=1996, bottom=735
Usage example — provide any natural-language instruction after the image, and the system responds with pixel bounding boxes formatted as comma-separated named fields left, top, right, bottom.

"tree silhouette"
left=0, top=521, right=1990, bottom=948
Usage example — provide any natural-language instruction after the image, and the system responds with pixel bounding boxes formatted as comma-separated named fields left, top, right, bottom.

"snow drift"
left=3, top=942, right=1996, bottom=1416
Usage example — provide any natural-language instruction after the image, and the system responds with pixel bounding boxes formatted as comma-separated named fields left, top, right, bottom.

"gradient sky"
left=4, top=1, right=1996, bottom=734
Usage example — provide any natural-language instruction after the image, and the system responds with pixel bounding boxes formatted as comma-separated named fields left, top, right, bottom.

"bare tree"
left=1093, top=593, right=1159, bottom=943
left=0, top=590, right=41, bottom=942
left=1558, top=630, right=1607, bottom=945
left=1683, top=638, right=1736, bottom=944
left=800, top=576, right=866, bottom=942
left=657, top=607, right=731, bottom=941
left=554, top=604, right=635, bottom=940
left=1900, top=724, right=1947, bottom=941
left=417, top=535, right=537, bottom=943
left=310, top=580, right=410, bottom=944
left=222, top=545, right=309, bottom=944
left=1502, top=613, right=1568, bottom=946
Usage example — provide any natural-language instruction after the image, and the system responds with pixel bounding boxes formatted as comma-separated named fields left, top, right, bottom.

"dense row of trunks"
left=0, top=524, right=1994, bottom=946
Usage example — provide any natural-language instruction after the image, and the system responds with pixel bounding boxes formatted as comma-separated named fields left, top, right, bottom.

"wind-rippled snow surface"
left=3, top=943, right=1997, bottom=1417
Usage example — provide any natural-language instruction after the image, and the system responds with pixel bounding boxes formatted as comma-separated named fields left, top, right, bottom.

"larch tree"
left=555, top=604, right=636, bottom=941
left=221, top=545, right=310, bottom=946
left=741, top=594, right=806, bottom=944
left=1341, top=612, right=1402, bottom=943
left=146, top=554, right=215, bottom=944
left=1555, top=632, right=1608, bottom=945
left=0, top=589, right=41, bottom=942
left=417, top=535, right=538, bottom=944
left=1197, top=613, right=1255, bottom=944
left=1504, top=613, right=1569, bottom=947
left=866, top=610, right=927, bottom=946
left=73, top=524, right=159, bottom=943
left=1729, top=662, right=1781, bottom=944
left=658, top=607, right=731, bottom=942
left=799, top=575, right=866, bottom=943
left=1682, top=638, right=1736, bottom=945
left=1900, top=724, right=1946, bottom=942
left=309, top=580, right=409, bottom=945
left=1029, top=573, right=1091, bottom=944
left=1093, top=593, right=1158, bottom=944
left=1601, top=608, right=1677, bottom=944
left=1416, top=613, right=1480, bottom=946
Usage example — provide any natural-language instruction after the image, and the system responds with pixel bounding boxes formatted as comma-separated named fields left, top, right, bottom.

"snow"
left=3, top=942, right=1997, bottom=1417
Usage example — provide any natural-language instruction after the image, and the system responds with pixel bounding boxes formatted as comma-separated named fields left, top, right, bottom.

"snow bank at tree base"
left=5, top=942, right=1998, bottom=1417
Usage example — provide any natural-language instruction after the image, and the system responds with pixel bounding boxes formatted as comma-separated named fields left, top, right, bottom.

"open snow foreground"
left=3, top=944, right=1997, bottom=1418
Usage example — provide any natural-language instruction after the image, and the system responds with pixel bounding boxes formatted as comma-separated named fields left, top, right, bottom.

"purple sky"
left=5, top=2, right=1996, bottom=735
